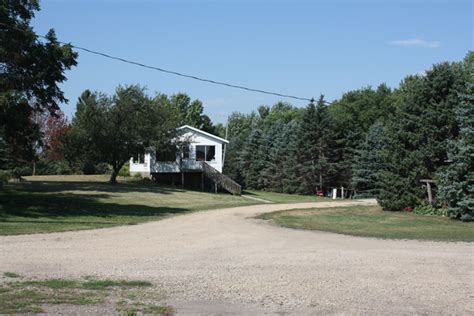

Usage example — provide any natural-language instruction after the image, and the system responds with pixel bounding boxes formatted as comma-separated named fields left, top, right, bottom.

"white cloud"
left=388, top=39, right=441, bottom=48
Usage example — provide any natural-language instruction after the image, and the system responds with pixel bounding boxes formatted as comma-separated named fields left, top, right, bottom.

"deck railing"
left=202, top=162, right=242, bottom=195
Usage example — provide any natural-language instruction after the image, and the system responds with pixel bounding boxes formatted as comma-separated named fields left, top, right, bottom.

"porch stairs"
left=202, top=162, right=242, bottom=195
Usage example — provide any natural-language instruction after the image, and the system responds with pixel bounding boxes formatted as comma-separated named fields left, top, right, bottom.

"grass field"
left=258, top=205, right=474, bottom=242
left=0, top=175, right=258, bottom=235
left=0, top=273, right=172, bottom=315
left=244, top=190, right=327, bottom=203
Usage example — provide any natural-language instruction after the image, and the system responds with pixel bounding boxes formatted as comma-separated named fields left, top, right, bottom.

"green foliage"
left=3, top=272, right=20, bottom=278
left=94, top=162, right=112, bottom=174
left=239, top=126, right=267, bottom=189
left=377, top=59, right=467, bottom=212
left=68, top=85, right=177, bottom=182
left=0, top=1, right=77, bottom=165
left=296, top=96, right=339, bottom=194
left=330, top=84, right=394, bottom=187
left=352, top=123, right=387, bottom=197
left=0, top=170, right=9, bottom=188
left=11, top=166, right=32, bottom=180
left=437, top=69, right=474, bottom=221
left=166, top=92, right=217, bottom=133
left=118, top=164, right=130, bottom=177
left=413, top=204, right=446, bottom=216
left=221, top=52, right=471, bottom=221
left=35, top=160, right=72, bottom=175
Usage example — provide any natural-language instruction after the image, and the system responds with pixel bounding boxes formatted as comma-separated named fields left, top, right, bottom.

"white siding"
left=129, top=126, right=226, bottom=174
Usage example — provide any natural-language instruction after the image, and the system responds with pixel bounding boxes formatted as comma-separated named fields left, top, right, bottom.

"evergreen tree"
left=437, top=68, right=474, bottom=221
left=280, top=120, right=301, bottom=194
left=352, top=122, right=387, bottom=197
left=239, top=125, right=267, bottom=189
left=377, top=61, right=466, bottom=211
left=296, top=96, right=338, bottom=194
left=261, top=120, right=291, bottom=191
left=330, top=84, right=394, bottom=187
left=223, top=112, right=258, bottom=184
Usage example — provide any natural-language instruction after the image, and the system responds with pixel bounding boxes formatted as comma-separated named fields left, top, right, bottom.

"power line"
left=1, top=22, right=314, bottom=102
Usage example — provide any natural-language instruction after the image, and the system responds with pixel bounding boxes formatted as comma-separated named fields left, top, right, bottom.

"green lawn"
left=0, top=175, right=257, bottom=235
left=244, top=189, right=328, bottom=203
left=258, top=205, right=474, bottom=242
left=0, top=273, right=172, bottom=315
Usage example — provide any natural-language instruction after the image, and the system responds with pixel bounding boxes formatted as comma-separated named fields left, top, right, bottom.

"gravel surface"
left=1, top=199, right=473, bottom=315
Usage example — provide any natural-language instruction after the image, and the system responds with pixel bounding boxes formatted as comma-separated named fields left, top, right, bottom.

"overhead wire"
left=1, top=22, right=317, bottom=103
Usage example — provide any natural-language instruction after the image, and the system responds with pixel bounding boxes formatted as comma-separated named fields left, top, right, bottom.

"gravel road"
left=0, top=199, right=473, bottom=315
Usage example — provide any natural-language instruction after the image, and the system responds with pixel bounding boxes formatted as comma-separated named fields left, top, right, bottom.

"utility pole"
left=222, top=114, right=229, bottom=168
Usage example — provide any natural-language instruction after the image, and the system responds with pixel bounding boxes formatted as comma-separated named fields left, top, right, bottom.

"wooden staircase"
left=202, top=162, right=242, bottom=195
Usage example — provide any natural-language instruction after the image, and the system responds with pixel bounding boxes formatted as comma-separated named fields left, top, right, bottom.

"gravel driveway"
left=0, top=199, right=473, bottom=315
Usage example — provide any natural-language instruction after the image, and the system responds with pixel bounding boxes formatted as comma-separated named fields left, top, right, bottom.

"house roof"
left=177, top=125, right=229, bottom=144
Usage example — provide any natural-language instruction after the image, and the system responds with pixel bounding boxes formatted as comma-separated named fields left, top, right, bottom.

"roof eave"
left=177, top=125, right=229, bottom=144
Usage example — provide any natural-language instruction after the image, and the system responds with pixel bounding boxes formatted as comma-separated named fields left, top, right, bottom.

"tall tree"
left=0, top=0, right=77, bottom=165
left=43, top=110, right=71, bottom=161
left=261, top=120, right=299, bottom=192
left=351, top=122, right=387, bottom=197
left=330, top=84, right=394, bottom=187
left=296, top=96, right=338, bottom=194
left=437, top=53, right=474, bottom=221
left=377, top=60, right=466, bottom=211
left=224, top=112, right=258, bottom=184
left=69, top=85, right=176, bottom=183
left=167, top=93, right=217, bottom=132
left=239, top=124, right=267, bottom=189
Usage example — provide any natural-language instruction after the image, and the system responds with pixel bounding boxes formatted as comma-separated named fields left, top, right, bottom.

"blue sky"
left=33, top=0, right=472, bottom=123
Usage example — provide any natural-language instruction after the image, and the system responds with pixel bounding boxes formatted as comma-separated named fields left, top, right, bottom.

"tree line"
left=223, top=53, right=473, bottom=221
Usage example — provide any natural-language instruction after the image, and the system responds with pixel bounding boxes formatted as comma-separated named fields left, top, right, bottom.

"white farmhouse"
left=130, top=125, right=241, bottom=195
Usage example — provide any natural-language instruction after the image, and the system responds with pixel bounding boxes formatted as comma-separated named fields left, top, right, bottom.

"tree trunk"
left=109, top=170, right=118, bottom=183
left=110, top=161, right=125, bottom=183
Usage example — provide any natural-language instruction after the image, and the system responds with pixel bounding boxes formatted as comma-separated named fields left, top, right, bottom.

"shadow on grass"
left=8, top=180, right=187, bottom=195
left=0, top=181, right=189, bottom=220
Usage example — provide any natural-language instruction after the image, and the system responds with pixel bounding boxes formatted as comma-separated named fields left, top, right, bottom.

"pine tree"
left=240, top=125, right=267, bottom=189
left=352, top=122, right=387, bottom=197
left=377, top=61, right=466, bottom=211
left=296, top=96, right=338, bottom=194
left=437, top=80, right=474, bottom=221
left=261, top=120, right=296, bottom=191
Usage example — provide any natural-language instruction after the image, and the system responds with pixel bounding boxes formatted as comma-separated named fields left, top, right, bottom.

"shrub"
left=82, top=162, right=97, bottom=175
left=37, top=160, right=72, bottom=175
left=95, top=163, right=111, bottom=174
left=133, top=172, right=142, bottom=179
left=118, top=164, right=130, bottom=177
left=11, top=166, right=32, bottom=180
left=0, top=170, right=10, bottom=188
left=413, top=204, right=447, bottom=216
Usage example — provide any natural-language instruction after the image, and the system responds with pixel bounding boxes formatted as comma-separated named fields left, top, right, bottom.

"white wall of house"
left=181, top=130, right=224, bottom=172
left=130, top=153, right=151, bottom=173
left=129, top=125, right=228, bottom=175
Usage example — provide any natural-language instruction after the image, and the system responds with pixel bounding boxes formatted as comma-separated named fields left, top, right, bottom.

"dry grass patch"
left=0, top=274, right=173, bottom=315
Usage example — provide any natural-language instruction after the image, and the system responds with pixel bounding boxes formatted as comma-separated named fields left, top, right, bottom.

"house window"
left=181, top=145, right=190, bottom=159
left=195, top=145, right=216, bottom=162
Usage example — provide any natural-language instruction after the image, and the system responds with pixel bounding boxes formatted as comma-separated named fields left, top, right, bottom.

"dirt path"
left=0, top=199, right=472, bottom=315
